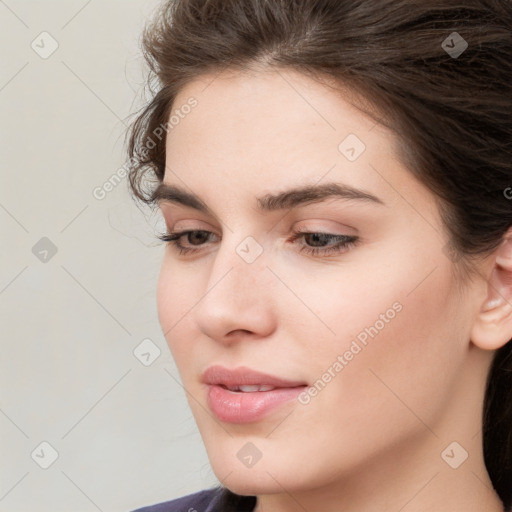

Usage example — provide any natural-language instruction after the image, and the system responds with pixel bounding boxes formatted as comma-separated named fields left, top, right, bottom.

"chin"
left=216, top=469, right=290, bottom=496
left=205, top=447, right=278, bottom=493
left=207, top=445, right=326, bottom=497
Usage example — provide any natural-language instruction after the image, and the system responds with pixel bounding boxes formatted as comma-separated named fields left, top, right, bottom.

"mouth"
left=201, top=364, right=307, bottom=388
left=201, top=365, right=308, bottom=423
left=217, top=384, right=282, bottom=392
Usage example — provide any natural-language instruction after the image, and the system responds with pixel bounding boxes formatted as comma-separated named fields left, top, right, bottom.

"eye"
left=157, top=228, right=359, bottom=257
left=288, top=228, right=359, bottom=256
left=158, top=230, right=216, bottom=256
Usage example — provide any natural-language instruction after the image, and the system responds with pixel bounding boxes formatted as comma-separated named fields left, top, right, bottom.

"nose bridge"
left=208, top=233, right=269, bottom=305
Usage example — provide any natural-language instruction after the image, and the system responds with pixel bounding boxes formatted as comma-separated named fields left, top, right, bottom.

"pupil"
left=190, top=231, right=208, bottom=245
left=306, top=233, right=329, bottom=247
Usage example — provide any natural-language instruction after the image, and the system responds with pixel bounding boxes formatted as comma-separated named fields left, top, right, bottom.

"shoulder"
left=130, top=486, right=224, bottom=512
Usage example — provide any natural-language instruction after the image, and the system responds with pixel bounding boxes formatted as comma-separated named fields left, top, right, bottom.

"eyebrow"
left=151, top=181, right=385, bottom=214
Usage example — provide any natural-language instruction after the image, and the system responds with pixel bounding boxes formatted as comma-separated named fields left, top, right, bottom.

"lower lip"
left=206, top=384, right=306, bottom=423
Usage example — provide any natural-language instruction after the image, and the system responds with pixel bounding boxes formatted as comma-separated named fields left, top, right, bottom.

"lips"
left=201, top=365, right=308, bottom=423
left=201, top=365, right=307, bottom=390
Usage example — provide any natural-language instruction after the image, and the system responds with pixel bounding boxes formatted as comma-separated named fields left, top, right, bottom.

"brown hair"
left=125, top=0, right=512, bottom=508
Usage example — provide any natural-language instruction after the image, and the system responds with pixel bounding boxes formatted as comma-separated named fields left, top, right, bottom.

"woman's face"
left=155, top=68, right=486, bottom=496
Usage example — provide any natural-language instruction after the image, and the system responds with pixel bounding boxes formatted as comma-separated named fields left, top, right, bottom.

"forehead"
left=162, top=67, right=433, bottom=221
left=166, top=70, right=388, bottom=170
left=169, top=67, right=388, bottom=152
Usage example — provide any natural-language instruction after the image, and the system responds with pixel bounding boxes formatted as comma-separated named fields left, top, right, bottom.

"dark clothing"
left=131, top=487, right=257, bottom=512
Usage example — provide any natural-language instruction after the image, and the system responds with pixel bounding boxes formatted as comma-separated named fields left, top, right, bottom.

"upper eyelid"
left=160, top=213, right=362, bottom=241
left=160, top=209, right=355, bottom=233
left=163, top=223, right=355, bottom=234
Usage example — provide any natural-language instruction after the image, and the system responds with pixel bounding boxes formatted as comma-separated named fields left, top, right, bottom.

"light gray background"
left=0, top=1, right=217, bottom=511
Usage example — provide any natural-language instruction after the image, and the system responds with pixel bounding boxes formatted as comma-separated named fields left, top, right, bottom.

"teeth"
left=258, top=385, right=276, bottom=391
left=226, top=385, right=277, bottom=392
left=238, top=385, right=261, bottom=392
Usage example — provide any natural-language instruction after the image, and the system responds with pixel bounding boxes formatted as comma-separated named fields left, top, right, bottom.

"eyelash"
left=157, top=228, right=359, bottom=257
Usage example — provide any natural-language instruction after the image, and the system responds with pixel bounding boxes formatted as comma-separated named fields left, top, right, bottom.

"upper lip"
left=201, top=365, right=307, bottom=388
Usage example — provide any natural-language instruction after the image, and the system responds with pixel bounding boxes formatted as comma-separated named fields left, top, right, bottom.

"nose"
left=193, top=237, right=277, bottom=345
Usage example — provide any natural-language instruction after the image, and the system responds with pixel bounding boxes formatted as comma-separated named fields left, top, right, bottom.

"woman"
left=126, top=0, right=512, bottom=511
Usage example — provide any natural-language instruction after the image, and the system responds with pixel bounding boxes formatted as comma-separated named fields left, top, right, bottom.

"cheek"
left=311, top=258, right=465, bottom=433
left=272, top=253, right=410, bottom=366
left=292, top=237, right=461, bottom=387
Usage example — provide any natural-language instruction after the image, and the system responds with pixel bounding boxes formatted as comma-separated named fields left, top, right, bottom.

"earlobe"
left=470, top=234, right=512, bottom=351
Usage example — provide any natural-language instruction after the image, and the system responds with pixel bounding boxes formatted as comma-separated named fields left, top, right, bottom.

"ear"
left=470, top=230, right=512, bottom=351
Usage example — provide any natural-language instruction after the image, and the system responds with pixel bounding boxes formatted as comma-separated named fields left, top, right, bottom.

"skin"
left=155, top=67, right=512, bottom=512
